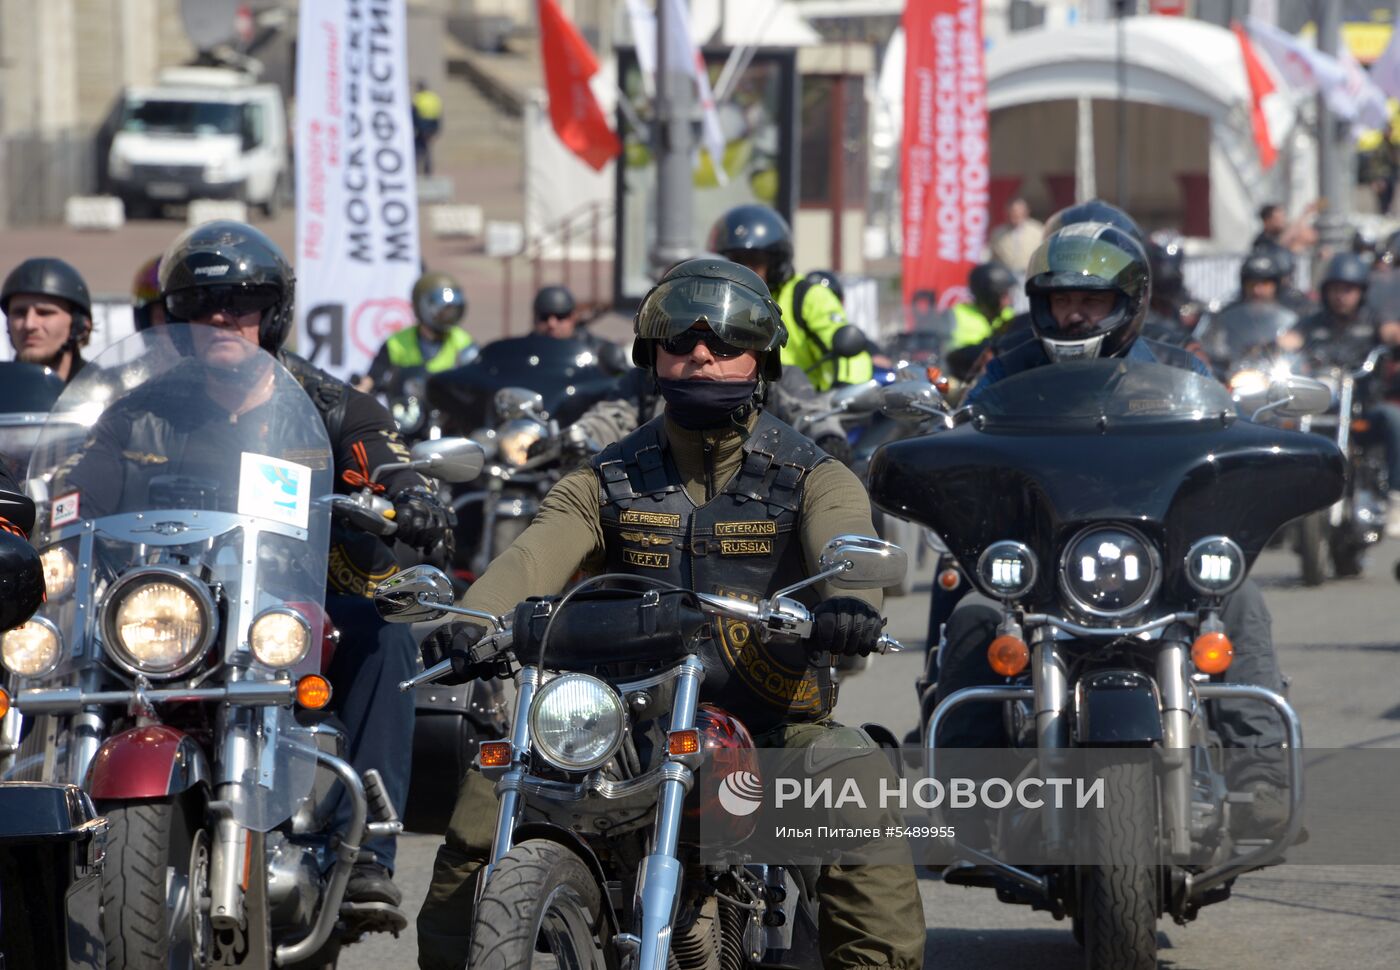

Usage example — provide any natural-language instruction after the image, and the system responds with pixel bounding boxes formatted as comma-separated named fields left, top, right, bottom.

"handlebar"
left=330, top=494, right=398, bottom=536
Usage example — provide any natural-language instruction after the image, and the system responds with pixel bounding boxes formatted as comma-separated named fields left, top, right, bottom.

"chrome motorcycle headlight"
left=101, top=569, right=216, bottom=678
left=1, top=616, right=62, bottom=678
left=1183, top=536, right=1246, bottom=597
left=496, top=419, right=547, bottom=467
left=528, top=673, right=625, bottom=772
left=1227, top=368, right=1268, bottom=398
left=976, top=541, right=1038, bottom=600
left=249, top=608, right=312, bottom=669
left=1059, top=525, right=1160, bottom=619
left=40, top=546, right=76, bottom=600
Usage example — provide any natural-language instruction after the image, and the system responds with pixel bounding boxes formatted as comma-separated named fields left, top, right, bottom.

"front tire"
left=469, top=840, right=607, bottom=970
left=99, top=795, right=206, bottom=970
left=1079, top=761, right=1159, bottom=970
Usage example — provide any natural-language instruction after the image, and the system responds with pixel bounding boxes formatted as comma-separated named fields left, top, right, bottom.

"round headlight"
left=976, top=541, right=1038, bottom=600
left=1183, top=536, right=1246, bottom=597
left=528, top=673, right=625, bottom=772
left=102, top=570, right=215, bottom=678
left=1059, top=525, right=1160, bottom=619
left=41, top=546, right=76, bottom=601
left=1227, top=369, right=1268, bottom=399
left=1, top=617, right=61, bottom=678
left=497, top=419, right=547, bottom=467
left=250, top=608, right=311, bottom=669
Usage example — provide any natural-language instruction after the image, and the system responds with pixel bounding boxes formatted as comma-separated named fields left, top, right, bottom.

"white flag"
left=294, top=0, right=421, bottom=379
left=1246, top=18, right=1387, bottom=130
left=626, top=0, right=729, bottom=184
left=1371, top=19, right=1400, bottom=99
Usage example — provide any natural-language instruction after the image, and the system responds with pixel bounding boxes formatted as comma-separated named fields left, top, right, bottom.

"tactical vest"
left=590, top=412, right=834, bottom=730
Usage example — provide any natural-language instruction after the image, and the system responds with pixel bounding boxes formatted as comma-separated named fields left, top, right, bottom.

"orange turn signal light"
left=0, top=687, right=10, bottom=719
left=1191, top=632, right=1234, bottom=675
left=988, top=635, right=1030, bottom=677
left=938, top=568, right=961, bottom=591
left=295, top=674, right=332, bottom=710
left=668, top=729, right=701, bottom=756
left=479, top=741, right=513, bottom=768
left=1351, top=418, right=1371, bottom=434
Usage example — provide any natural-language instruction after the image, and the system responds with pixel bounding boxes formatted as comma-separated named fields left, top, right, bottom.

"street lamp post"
left=653, top=0, right=695, bottom=274
left=1315, top=0, right=1352, bottom=251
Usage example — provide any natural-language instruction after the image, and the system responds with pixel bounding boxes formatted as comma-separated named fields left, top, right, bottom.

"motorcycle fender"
left=86, top=725, right=209, bottom=800
left=1073, top=670, right=1163, bottom=747
left=510, top=822, right=620, bottom=938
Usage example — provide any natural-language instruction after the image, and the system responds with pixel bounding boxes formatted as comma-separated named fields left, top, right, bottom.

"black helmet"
left=532, top=285, right=576, bottom=320
left=1239, top=250, right=1283, bottom=285
left=804, top=269, right=845, bottom=304
left=159, top=221, right=294, bottom=352
left=1042, top=199, right=1145, bottom=247
left=1270, top=246, right=1296, bottom=282
left=708, top=204, right=794, bottom=289
left=633, top=257, right=787, bottom=380
left=1025, top=222, right=1150, bottom=362
left=1, top=257, right=93, bottom=347
left=968, top=262, right=1016, bottom=310
left=1321, top=252, right=1370, bottom=290
left=1146, top=238, right=1185, bottom=299
left=413, top=272, right=467, bottom=336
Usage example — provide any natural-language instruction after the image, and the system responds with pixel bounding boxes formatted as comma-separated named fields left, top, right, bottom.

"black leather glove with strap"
left=811, top=597, right=884, bottom=657
left=392, top=486, right=454, bottom=559
left=420, top=621, right=500, bottom=685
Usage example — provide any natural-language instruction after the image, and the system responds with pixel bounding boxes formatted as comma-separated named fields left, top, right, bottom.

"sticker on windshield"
left=51, top=492, right=80, bottom=528
left=237, top=453, right=311, bottom=528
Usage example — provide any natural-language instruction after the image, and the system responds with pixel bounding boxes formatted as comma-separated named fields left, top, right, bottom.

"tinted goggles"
left=164, top=284, right=281, bottom=322
left=658, top=328, right=747, bottom=359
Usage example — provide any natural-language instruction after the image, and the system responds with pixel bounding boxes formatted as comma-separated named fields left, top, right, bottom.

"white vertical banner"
left=295, top=0, right=421, bottom=380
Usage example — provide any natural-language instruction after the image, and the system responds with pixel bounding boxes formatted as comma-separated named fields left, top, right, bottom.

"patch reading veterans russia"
left=714, top=521, right=777, bottom=536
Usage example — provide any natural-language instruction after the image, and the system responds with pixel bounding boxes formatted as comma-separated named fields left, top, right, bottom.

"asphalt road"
left=341, top=538, right=1400, bottom=969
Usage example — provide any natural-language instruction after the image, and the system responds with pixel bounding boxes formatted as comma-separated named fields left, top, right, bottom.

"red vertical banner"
left=902, top=0, right=989, bottom=327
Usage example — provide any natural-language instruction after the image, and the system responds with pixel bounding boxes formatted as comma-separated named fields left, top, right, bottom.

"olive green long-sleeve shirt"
left=460, top=414, right=880, bottom=620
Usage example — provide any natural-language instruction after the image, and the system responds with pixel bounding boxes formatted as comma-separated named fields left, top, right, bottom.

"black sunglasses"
left=165, top=284, right=280, bottom=322
left=658, top=329, right=746, bottom=359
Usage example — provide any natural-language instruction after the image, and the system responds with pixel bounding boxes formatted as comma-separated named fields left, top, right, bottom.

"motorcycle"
left=868, top=359, right=1344, bottom=969
left=372, top=535, right=908, bottom=970
left=0, top=360, right=65, bottom=483
left=0, top=326, right=484, bottom=967
left=1194, top=301, right=1298, bottom=381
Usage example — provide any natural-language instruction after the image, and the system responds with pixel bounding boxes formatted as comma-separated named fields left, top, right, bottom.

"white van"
left=107, top=67, right=288, bottom=218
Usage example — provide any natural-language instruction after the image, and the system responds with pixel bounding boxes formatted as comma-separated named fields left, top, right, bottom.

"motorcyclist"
left=57, top=221, right=453, bottom=915
left=530, top=284, right=624, bottom=372
left=366, top=271, right=476, bottom=392
left=945, top=261, right=1017, bottom=380
left=132, top=256, right=166, bottom=331
left=1, top=257, right=94, bottom=383
left=1270, top=246, right=1317, bottom=317
left=1285, top=252, right=1400, bottom=538
left=415, top=258, right=924, bottom=970
left=936, top=222, right=1292, bottom=832
left=710, top=203, right=875, bottom=391
left=1141, top=235, right=1206, bottom=360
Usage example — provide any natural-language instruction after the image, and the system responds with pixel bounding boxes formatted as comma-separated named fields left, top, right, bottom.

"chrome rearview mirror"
left=408, top=437, right=486, bottom=484
left=880, top=381, right=947, bottom=422
left=817, top=535, right=909, bottom=590
left=373, top=565, right=457, bottom=623
left=831, top=379, right=887, bottom=415
left=496, top=387, right=545, bottom=421
left=1238, top=375, right=1333, bottom=420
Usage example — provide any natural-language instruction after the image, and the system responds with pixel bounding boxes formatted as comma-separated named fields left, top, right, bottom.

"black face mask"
left=656, top=378, right=758, bottom=430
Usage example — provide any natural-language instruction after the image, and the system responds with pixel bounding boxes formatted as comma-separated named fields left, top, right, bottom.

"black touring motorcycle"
left=869, top=359, right=1344, bottom=970
left=373, top=535, right=907, bottom=970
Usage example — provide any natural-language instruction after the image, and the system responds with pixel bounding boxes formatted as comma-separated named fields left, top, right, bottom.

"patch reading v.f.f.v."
left=623, top=548, right=671, bottom=569
left=714, top=520, right=777, bottom=537
left=619, top=509, right=682, bottom=528
left=719, top=539, right=772, bottom=556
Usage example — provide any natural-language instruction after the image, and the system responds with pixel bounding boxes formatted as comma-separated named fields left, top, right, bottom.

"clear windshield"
left=1198, top=303, right=1296, bottom=363
left=971, top=359, right=1235, bottom=431
left=121, top=98, right=243, bottom=136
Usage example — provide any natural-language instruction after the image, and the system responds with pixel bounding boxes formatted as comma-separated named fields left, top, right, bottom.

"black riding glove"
left=392, top=487, right=454, bottom=558
left=420, top=621, right=496, bottom=685
left=811, top=597, right=884, bottom=657
left=815, top=433, right=854, bottom=467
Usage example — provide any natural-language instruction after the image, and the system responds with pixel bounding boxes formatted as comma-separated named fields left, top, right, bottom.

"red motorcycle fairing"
left=683, top=704, right=760, bottom=843
left=86, top=725, right=209, bottom=800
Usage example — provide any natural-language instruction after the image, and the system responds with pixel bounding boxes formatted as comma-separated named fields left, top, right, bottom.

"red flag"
left=537, top=0, right=620, bottom=171
left=1233, top=21, right=1278, bottom=170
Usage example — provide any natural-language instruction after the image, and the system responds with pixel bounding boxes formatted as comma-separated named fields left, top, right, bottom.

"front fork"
left=485, top=657, right=706, bottom=970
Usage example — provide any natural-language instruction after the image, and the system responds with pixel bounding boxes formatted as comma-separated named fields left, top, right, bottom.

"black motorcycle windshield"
left=427, top=334, right=616, bottom=430
left=868, top=360, right=1345, bottom=605
left=1198, top=302, right=1297, bottom=365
